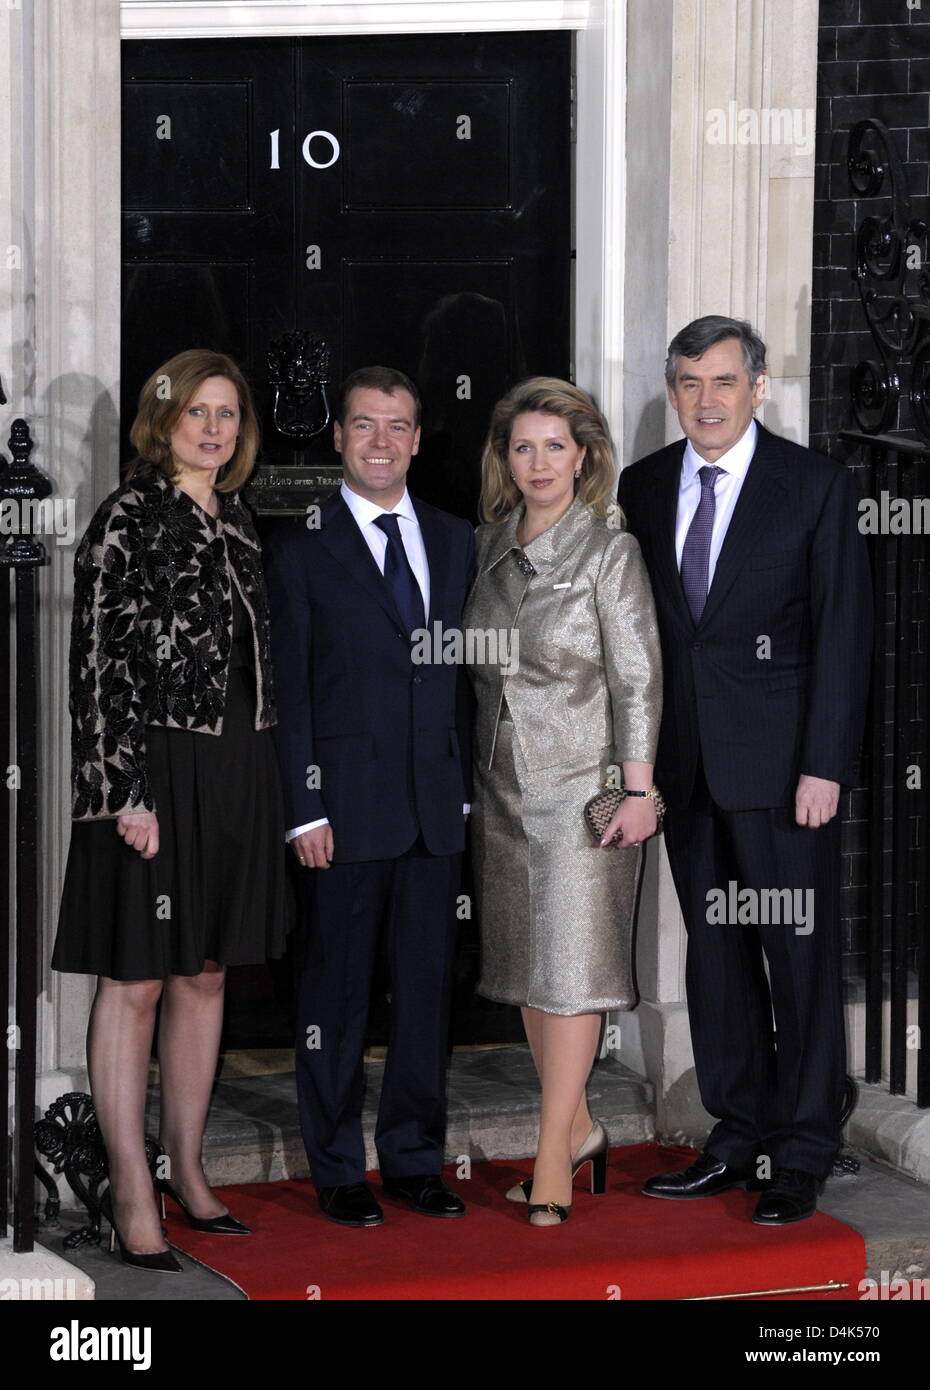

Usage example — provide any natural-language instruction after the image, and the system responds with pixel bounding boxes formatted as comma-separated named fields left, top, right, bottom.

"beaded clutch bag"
left=583, top=787, right=628, bottom=846
left=583, top=785, right=666, bottom=846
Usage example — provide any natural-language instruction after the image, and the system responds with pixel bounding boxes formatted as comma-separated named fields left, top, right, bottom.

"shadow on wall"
left=34, top=375, right=120, bottom=529
left=629, top=395, right=669, bottom=467
left=762, top=281, right=811, bottom=445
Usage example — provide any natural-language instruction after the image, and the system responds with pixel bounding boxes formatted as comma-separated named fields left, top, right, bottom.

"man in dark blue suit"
left=263, top=366, right=474, bottom=1227
left=617, top=317, right=872, bottom=1224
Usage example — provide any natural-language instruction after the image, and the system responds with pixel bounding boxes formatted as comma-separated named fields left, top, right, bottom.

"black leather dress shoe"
left=642, top=1151, right=754, bottom=1199
left=317, top=1182, right=384, bottom=1227
left=752, top=1168, right=821, bottom=1225
left=381, top=1174, right=466, bottom=1217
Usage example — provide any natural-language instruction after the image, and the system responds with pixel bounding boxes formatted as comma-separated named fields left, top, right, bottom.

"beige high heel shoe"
left=506, top=1120, right=609, bottom=1202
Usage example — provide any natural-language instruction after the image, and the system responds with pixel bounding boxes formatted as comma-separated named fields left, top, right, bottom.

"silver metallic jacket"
left=69, top=470, right=275, bottom=820
left=466, top=496, right=662, bottom=776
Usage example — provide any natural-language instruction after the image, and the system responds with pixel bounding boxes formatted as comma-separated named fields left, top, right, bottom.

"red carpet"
left=166, top=1144, right=865, bottom=1301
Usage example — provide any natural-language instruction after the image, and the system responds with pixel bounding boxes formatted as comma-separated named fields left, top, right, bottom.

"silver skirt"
left=472, top=716, right=642, bottom=1016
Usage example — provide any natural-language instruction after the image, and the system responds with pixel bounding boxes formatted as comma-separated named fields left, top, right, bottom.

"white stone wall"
left=665, top=0, right=816, bottom=446
left=614, top=0, right=819, bottom=1140
left=2, top=1, right=122, bottom=1099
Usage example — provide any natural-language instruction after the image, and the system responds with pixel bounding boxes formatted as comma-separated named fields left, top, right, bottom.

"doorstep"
left=144, top=1045, right=655, bottom=1188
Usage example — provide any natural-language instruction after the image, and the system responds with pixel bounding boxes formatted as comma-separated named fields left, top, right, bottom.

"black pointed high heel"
left=99, top=1187, right=183, bottom=1273
left=156, top=1178, right=251, bottom=1234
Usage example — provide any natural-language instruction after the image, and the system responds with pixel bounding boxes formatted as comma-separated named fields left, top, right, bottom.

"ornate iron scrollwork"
left=34, top=1091, right=166, bottom=1250
left=847, top=119, right=930, bottom=440
left=909, top=335, right=930, bottom=441
left=267, top=330, right=332, bottom=441
left=34, top=1092, right=108, bottom=1245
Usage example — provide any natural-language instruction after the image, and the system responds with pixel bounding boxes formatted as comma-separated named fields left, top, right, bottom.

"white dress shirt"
left=287, top=483, right=468, bottom=842
left=338, top=481, right=430, bottom=617
left=674, top=418, right=757, bottom=583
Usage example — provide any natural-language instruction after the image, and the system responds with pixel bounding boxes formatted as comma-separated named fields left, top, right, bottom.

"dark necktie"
left=373, top=513, right=425, bottom=636
left=680, top=464, right=723, bottom=624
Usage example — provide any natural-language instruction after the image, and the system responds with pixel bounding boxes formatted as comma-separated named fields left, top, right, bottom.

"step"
left=35, top=1043, right=930, bottom=1300
left=143, top=1045, right=655, bottom=1188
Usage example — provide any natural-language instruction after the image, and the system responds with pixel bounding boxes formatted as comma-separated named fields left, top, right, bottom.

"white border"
left=575, top=1, right=624, bottom=439
left=120, top=1, right=591, bottom=39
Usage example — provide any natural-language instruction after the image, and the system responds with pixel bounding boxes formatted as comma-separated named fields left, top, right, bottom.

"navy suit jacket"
left=617, top=422, right=873, bottom=811
left=262, top=491, right=475, bottom=861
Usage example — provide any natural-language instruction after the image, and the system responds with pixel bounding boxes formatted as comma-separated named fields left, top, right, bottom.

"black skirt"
left=52, top=590, right=288, bottom=980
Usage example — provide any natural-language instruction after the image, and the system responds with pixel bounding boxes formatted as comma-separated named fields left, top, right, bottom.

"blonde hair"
left=127, top=348, right=260, bottom=492
left=479, top=377, right=616, bottom=523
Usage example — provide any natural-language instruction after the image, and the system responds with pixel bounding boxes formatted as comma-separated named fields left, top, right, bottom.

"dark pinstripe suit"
left=618, top=422, right=872, bottom=1177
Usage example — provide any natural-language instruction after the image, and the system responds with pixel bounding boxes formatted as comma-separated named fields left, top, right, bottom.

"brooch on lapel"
left=514, top=549, right=536, bottom=577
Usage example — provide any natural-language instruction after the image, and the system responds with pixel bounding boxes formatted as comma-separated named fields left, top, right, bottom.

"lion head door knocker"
left=267, top=331, right=332, bottom=442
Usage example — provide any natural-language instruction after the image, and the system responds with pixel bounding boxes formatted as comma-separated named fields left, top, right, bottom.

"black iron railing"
left=841, top=429, right=929, bottom=1109
left=839, top=117, right=930, bottom=1108
left=0, top=416, right=50, bottom=1251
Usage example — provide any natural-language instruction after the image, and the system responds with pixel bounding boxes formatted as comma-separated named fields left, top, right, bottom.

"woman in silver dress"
left=465, top=378, right=662, bottom=1226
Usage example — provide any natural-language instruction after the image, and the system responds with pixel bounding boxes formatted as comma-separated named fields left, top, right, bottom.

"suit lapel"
left=318, top=493, right=402, bottom=628
left=698, top=424, right=791, bottom=629
left=413, top=497, right=450, bottom=627
left=641, top=441, right=692, bottom=629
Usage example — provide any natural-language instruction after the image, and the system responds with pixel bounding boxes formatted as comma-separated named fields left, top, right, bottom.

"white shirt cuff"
left=289, top=810, right=469, bottom=837
left=287, top=819, right=329, bottom=840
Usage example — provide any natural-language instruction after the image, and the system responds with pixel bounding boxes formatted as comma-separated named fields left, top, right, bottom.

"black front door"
left=121, top=31, right=572, bottom=1046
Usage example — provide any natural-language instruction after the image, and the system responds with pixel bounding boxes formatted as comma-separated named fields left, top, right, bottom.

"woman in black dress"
left=53, top=349, right=287, bottom=1270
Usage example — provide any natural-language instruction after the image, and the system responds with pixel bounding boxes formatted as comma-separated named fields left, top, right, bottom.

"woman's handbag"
left=583, top=783, right=665, bottom=846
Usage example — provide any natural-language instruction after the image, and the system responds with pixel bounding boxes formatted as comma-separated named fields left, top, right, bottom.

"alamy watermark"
left=411, top=622, right=519, bottom=675
left=0, top=1276, right=78, bottom=1300
left=706, top=881, right=814, bottom=935
left=859, top=1271, right=930, bottom=1300
left=858, top=491, right=930, bottom=535
left=0, top=497, right=75, bottom=546
left=705, top=103, right=815, bottom=157
left=49, top=1320, right=151, bottom=1370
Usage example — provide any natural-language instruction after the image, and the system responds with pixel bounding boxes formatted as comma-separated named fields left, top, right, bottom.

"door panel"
left=123, top=82, right=253, bottom=211
left=122, top=40, right=297, bottom=453
left=343, top=81, right=512, bottom=209
left=122, top=261, right=254, bottom=384
left=122, top=32, right=570, bottom=500
left=121, top=32, right=571, bottom=1048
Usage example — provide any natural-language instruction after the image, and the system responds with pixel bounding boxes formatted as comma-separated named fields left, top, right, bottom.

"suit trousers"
left=663, top=764, right=846, bottom=1179
left=295, top=836, right=460, bottom=1189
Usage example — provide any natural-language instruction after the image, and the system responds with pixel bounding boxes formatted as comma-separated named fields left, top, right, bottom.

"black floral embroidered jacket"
left=70, top=470, right=276, bottom=820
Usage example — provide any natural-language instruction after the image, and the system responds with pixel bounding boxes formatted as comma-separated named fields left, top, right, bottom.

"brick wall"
left=813, top=0, right=930, bottom=454
left=813, top=0, right=929, bottom=968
